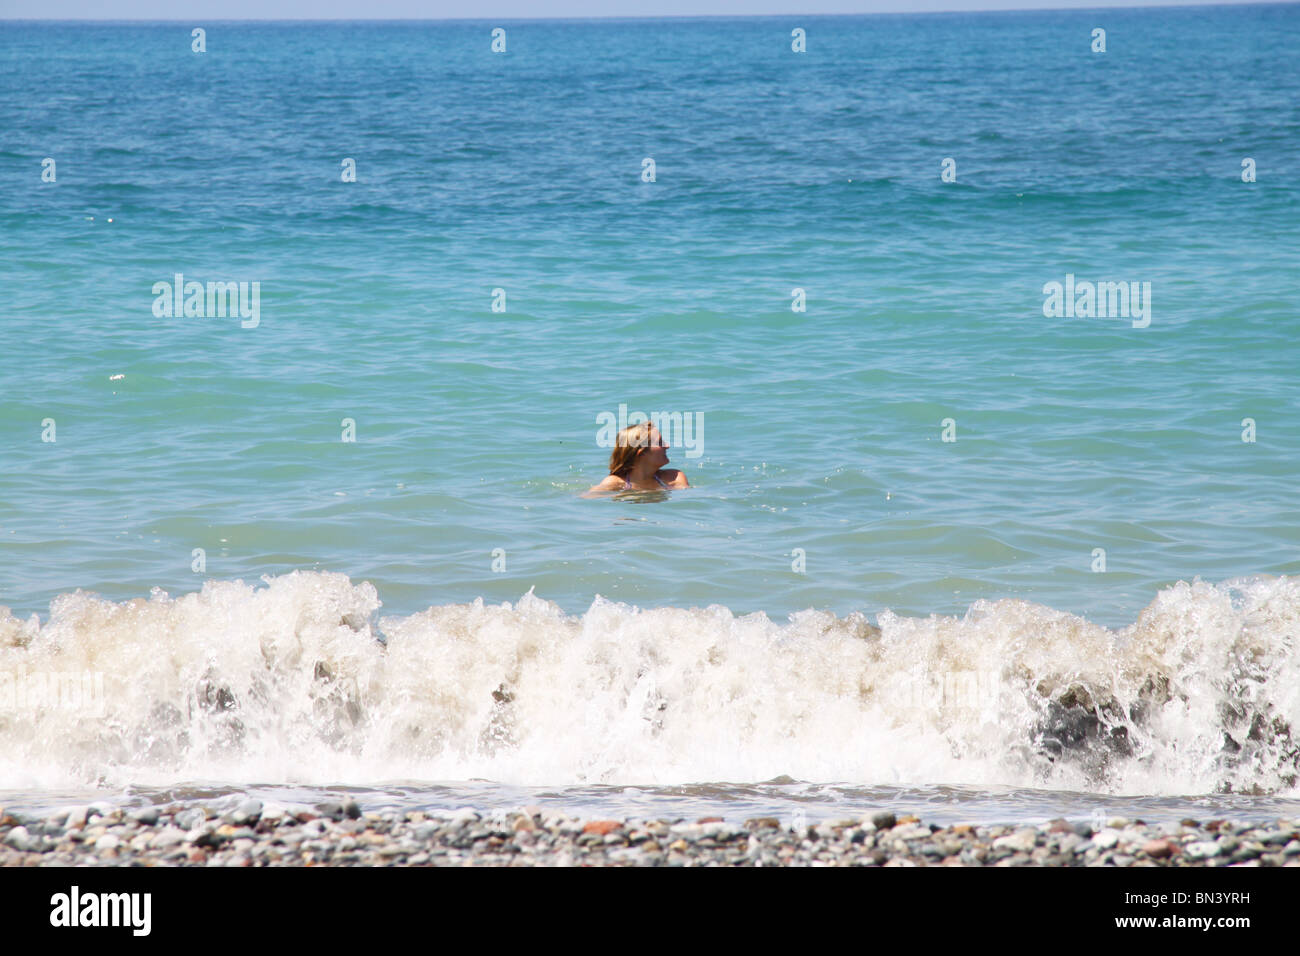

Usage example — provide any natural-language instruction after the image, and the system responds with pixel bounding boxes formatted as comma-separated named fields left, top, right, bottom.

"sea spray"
left=0, top=571, right=1297, bottom=797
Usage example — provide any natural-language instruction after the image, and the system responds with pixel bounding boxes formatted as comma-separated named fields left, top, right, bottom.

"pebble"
left=150, top=827, right=188, bottom=850
left=1142, top=839, right=1174, bottom=859
left=1184, top=841, right=1222, bottom=860
left=3, top=826, right=38, bottom=853
left=227, top=799, right=263, bottom=826
left=131, top=806, right=161, bottom=827
left=174, top=808, right=206, bottom=831
left=0, top=799, right=1293, bottom=868
left=1093, top=829, right=1121, bottom=849
left=993, top=828, right=1038, bottom=853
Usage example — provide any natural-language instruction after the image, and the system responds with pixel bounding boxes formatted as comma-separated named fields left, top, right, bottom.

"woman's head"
left=608, top=420, right=670, bottom=476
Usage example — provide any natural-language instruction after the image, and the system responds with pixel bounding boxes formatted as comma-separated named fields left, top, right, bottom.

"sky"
left=0, top=0, right=1288, bottom=20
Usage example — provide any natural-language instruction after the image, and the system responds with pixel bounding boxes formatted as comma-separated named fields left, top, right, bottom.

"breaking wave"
left=1, top=571, right=1296, bottom=796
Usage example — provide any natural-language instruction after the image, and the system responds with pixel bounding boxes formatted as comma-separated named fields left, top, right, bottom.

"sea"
left=1, top=7, right=1299, bottom=827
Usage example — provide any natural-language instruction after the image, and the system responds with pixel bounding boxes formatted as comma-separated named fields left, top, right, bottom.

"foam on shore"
left=1, top=571, right=1297, bottom=796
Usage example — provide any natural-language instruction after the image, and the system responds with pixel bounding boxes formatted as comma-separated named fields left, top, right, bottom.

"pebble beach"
left=2, top=799, right=1298, bottom=867
left=5, top=10, right=1300, bottom=891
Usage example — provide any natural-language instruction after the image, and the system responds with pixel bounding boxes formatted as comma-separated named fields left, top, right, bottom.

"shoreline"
left=2, top=800, right=1298, bottom=867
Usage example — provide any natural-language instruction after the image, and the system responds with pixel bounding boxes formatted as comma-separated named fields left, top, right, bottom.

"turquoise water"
left=3, top=10, right=1298, bottom=627
left=1, top=11, right=1299, bottom=814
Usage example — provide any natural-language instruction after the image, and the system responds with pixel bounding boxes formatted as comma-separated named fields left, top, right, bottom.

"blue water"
left=3, top=11, right=1298, bottom=628
left=1, top=10, right=1299, bottom=822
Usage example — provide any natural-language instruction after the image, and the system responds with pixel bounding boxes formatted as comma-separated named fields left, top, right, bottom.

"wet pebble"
left=0, top=804, right=1293, bottom=868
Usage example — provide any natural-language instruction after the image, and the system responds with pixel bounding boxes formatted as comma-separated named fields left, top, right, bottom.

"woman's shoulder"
left=656, top=469, right=689, bottom=488
left=582, top=474, right=626, bottom=497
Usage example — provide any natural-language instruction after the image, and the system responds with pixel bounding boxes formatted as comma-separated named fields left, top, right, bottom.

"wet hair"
left=608, top=421, right=661, bottom=477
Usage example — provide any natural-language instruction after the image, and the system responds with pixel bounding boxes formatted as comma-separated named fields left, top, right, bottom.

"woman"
left=585, top=420, right=690, bottom=495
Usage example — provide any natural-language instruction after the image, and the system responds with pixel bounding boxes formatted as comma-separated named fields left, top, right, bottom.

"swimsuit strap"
left=622, top=474, right=670, bottom=490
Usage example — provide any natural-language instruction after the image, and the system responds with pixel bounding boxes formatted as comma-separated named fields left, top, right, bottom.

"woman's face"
left=643, top=426, right=670, bottom=468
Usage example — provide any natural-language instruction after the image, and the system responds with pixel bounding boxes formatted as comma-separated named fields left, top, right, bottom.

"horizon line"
left=4, top=1, right=1299, bottom=23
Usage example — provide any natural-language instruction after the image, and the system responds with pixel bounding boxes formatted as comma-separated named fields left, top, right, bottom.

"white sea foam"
left=0, top=571, right=1296, bottom=796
